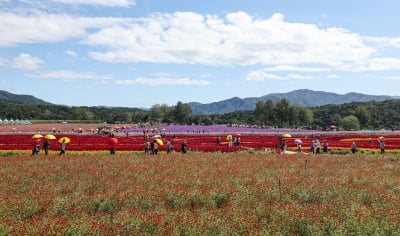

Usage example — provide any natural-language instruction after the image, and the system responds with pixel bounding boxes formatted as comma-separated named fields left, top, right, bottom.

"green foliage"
left=2, top=94, right=400, bottom=130
left=213, top=193, right=230, bottom=208
left=341, top=115, right=360, bottom=130
left=0, top=151, right=24, bottom=156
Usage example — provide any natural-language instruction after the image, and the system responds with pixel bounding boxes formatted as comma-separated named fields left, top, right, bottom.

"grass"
left=1, top=152, right=400, bottom=234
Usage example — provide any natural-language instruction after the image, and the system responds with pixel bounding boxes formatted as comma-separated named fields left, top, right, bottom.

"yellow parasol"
left=155, top=138, right=163, bottom=145
left=226, top=134, right=232, bottom=141
left=44, top=134, right=56, bottom=140
left=282, top=133, right=292, bottom=138
left=32, top=134, right=43, bottom=139
left=58, top=137, right=71, bottom=144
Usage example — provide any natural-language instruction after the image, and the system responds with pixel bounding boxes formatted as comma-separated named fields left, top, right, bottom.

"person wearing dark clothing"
left=181, top=140, right=187, bottom=154
left=351, top=142, right=357, bottom=154
left=150, top=141, right=155, bottom=154
left=323, top=141, right=328, bottom=153
left=153, top=141, right=158, bottom=154
left=110, top=146, right=116, bottom=155
left=43, top=140, right=50, bottom=155
left=32, top=144, right=40, bottom=155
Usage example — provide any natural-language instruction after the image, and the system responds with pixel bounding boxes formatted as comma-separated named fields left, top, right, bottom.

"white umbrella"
left=294, top=139, right=302, bottom=145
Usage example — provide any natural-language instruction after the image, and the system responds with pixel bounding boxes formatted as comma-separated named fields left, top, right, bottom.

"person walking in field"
left=32, top=143, right=40, bottom=156
left=323, top=140, right=328, bottom=153
left=43, top=139, right=50, bottom=155
left=181, top=140, right=187, bottom=154
left=166, top=140, right=172, bottom=153
left=297, top=143, right=302, bottom=152
left=378, top=139, right=385, bottom=154
left=309, top=139, right=315, bottom=154
left=315, top=139, right=321, bottom=154
left=152, top=140, right=158, bottom=154
left=351, top=141, right=357, bottom=154
left=59, top=139, right=66, bottom=155
left=144, top=141, right=150, bottom=154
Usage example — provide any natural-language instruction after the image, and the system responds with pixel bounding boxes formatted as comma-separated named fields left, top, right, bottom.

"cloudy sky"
left=1, top=0, right=400, bottom=108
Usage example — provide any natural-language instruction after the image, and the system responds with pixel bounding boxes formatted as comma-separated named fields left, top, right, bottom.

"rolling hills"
left=188, top=89, right=393, bottom=114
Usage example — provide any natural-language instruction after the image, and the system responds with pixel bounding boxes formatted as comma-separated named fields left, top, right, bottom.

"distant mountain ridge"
left=0, top=89, right=394, bottom=115
left=188, top=89, right=393, bottom=115
left=0, top=90, right=52, bottom=105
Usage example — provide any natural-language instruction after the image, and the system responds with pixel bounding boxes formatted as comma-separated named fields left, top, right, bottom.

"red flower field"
left=0, top=152, right=399, bottom=234
left=0, top=132, right=399, bottom=153
left=1, top=124, right=400, bottom=234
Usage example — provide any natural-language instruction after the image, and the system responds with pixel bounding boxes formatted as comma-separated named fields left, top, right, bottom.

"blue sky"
left=1, top=0, right=400, bottom=108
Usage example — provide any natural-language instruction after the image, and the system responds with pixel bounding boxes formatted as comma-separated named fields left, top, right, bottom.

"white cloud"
left=385, top=76, right=400, bottom=80
left=0, top=10, right=132, bottom=47
left=337, top=57, right=400, bottom=72
left=287, top=74, right=313, bottom=80
left=86, top=11, right=375, bottom=67
left=0, top=57, right=6, bottom=66
left=327, top=74, right=340, bottom=79
left=50, top=0, right=136, bottom=7
left=116, top=77, right=210, bottom=86
left=364, top=36, right=400, bottom=48
left=264, top=65, right=330, bottom=72
left=27, top=70, right=112, bottom=81
left=2, top=10, right=400, bottom=74
left=10, top=53, right=43, bottom=70
left=246, top=71, right=313, bottom=81
left=246, top=71, right=283, bottom=81
left=64, top=50, right=78, bottom=57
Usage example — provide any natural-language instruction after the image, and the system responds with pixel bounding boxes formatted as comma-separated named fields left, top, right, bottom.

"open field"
left=1, top=152, right=400, bottom=235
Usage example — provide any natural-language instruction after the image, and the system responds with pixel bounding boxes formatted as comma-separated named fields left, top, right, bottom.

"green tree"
left=150, top=104, right=173, bottom=123
left=341, top=115, right=360, bottom=130
left=274, top=98, right=290, bottom=127
left=173, top=101, right=192, bottom=124
left=264, top=99, right=276, bottom=126
left=254, top=101, right=266, bottom=126
left=113, top=112, right=133, bottom=123
left=331, top=114, right=342, bottom=127
left=354, top=106, right=370, bottom=128
left=71, top=107, right=94, bottom=120
left=297, top=106, right=313, bottom=126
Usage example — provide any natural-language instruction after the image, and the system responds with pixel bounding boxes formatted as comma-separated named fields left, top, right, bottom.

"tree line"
left=1, top=98, right=399, bottom=130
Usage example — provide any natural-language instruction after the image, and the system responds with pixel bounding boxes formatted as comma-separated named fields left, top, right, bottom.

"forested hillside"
left=189, top=89, right=393, bottom=114
left=1, top=98, right=400, bottom=130
left=0, top=90, right=51, bottom=105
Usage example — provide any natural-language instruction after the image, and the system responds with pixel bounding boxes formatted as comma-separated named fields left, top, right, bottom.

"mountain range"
left=0, top=90, right=52, bottom=105
left=0, top=89, right=394, bottom=115
left=188, top=89, right=394, bottom=114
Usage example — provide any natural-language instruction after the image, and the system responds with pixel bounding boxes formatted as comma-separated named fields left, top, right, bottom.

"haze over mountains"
left=0, top=89, right=394, bottom=115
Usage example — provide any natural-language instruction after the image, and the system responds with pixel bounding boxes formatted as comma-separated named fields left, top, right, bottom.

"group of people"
left=308, top=139, right=329, bottom=154
left=31, top=139, right=66, bottom=156
left=144, top=139, right=187, bottom=154
left=351, top=139, right=385, bottom=154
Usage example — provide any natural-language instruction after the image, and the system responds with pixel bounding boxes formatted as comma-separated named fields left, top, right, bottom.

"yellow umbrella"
left=155, top=138, right=163, bottom=145
left=32, top=134, right=43, bottom=139
left=58, top=137, right=71, bottom=144
left=282, top=133, right=292, bottom=138
left=226, top=134, right=232, bottom=141
left=44, top=134, right=56, bottom=140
